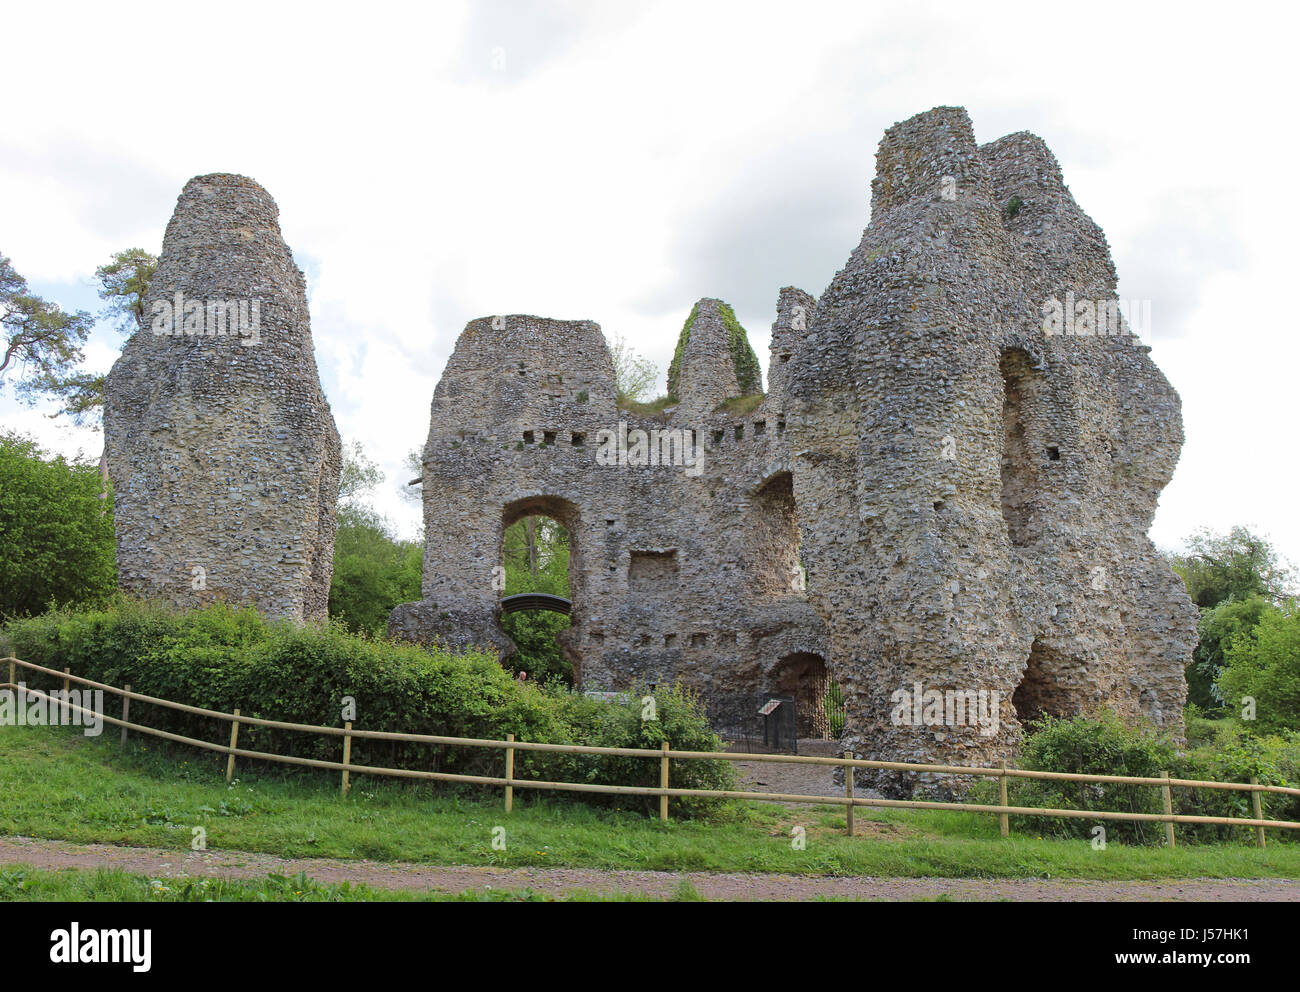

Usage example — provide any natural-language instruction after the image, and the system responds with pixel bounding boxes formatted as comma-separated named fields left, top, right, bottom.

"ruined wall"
left=393, top=107, right=1196, bottom=790
left=390, top=302, right=828, bottom=727
left=104, top=174, right=341, bottom=622
left=785, top=107, right=1195, bottom=793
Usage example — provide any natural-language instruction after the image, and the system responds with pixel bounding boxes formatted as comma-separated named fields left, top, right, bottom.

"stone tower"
left=104, top=173, right=342, bottom=622
left=784, top=107, right=1196, bottom=792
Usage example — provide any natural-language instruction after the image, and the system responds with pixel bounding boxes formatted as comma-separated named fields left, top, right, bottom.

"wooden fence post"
left=120, top=685, right=131, bottom=748
left=504, top=733, right=515, bottom=813
left=63, top=668, right=70, bottom=694
left=1162, top=771, right=1176, bottom=848
left=7, top=658, right=14, bottom=688
left=341, top=721, right=353, bottom=796
left=226, top=709, right=240, bottom=783
left=999, top=761, right=1010, bottom=838
left=659, top=742, right=670, bottom=822
left=844, top=751, right=855, bottom=836
left=1251, top=777, right=1266, bottom=849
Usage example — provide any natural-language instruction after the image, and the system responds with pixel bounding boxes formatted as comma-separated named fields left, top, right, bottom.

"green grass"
left=712, top=394, right=765, bottom=416
left=616, top=395, right=676, bottom=419
left=0, top=865, right=662, bottom=902
left=2, top=725, right=1298, bottom=881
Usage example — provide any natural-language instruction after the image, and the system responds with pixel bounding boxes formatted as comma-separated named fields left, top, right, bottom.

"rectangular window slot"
left=572, top=432, right=585, bottom=446
left=754, top=420, right=766, bottom=436
left=690, top=633, right=707, bottom=648
left=522, top=431, right=535, bottom=444
left=711, top=429, right=724, bottom=446
left=734, top=424, right=744, bottom=441
left=543, top=430, right=556, bottom=445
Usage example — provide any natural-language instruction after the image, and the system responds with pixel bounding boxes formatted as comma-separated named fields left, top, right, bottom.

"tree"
left=327, top=504, right=421, bottom=634
left=0, top=248, right=157, bottom=426
left=1172, top=526, right=1297, bottom=721
left=1187, top=595, right=1270, bottom=710
left=95, top=248, right=157, bottom=335
left=1216, top=603, right=1300, bottom=734
left=338, top=439, right=384, bottom=505
left=328, top=441, right=421, bottom=633
left=399, top=447, right=423, bottom=506
left=1171, top=526, right=1296, bottom=610
left=609, top=332, right=659, bottom=406
left=0, top=432, right=117, bottom=620
left=0, top=254, right=96, bottom=420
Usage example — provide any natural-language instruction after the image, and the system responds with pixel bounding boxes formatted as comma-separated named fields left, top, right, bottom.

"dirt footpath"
left=2, top=836, right=1297, bottom=901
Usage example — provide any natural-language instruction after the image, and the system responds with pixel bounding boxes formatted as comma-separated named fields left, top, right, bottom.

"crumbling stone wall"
left=393, top=106, right=1196, bottom=792
left=389, top=304, right=829, bottom=728
left=784, top=107, right=1195, bottom=793
left=104, top=173, right=341, bottom=622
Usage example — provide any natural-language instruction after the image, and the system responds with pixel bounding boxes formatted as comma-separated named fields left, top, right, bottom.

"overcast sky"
left=2, top=0, right=1295, bottom=569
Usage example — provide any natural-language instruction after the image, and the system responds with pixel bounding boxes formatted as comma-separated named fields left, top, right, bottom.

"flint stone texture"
left=104, top=173, right=342, bottom=623
left=389, top=306, right=829, bottom=733
left=392, top=106, right=1196, bottom=794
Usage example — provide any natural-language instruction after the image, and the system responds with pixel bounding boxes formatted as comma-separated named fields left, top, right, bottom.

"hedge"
left=1, top=599, right=735, bottom=816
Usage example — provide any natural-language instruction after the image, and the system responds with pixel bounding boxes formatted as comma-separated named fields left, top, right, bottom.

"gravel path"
left=3, top=836, right=1297, bottom=901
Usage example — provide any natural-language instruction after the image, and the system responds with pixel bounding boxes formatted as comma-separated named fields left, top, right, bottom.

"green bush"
left=0, top=432, right=116, bottom=620
left=3, top=601, right=733, bottom=816
left=1003, top=712, right=1178, bottom=845
left=501, top=610, right=572, bottom=685
left=995, top=712, right=1298, bottom=846
left=547, top=681, right=738, bottom=818
left=1173, top=723, right=1300, bottom=841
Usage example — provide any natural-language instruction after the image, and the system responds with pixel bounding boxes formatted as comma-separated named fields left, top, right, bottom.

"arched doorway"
left=769, top=652, right=839, bottom=739
left=500, top=497, right=579, bottom=686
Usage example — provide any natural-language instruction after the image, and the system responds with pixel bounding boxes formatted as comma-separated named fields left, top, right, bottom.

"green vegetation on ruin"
left=666, top=300, right=763, bottom=402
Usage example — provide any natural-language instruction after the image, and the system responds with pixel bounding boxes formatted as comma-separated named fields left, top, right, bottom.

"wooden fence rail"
left=4, top=655, right=1299, bottom=844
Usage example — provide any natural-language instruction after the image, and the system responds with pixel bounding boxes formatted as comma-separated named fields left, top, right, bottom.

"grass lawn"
left=2, top=724, right=1297, bottom=881
left=0, top=864, right=677, bottom=902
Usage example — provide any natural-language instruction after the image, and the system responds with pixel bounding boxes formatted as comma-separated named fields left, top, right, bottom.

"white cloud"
left=2, top=0, right=1296, bottom=564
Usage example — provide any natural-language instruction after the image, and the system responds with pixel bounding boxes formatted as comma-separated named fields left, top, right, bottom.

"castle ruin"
left=392, top=107, right=1198, bottom=791
left=97, top=107, right=1197, bottom=793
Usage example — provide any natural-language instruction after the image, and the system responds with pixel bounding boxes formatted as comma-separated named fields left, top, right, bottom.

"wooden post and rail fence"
left=4, top=655, right=1299, bottom=845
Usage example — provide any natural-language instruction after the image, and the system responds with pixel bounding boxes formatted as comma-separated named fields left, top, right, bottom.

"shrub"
left=1004, top=712, right=1178, bottom=845
left=501, top=610, right=572, bottom=685
left=547, top=681, right=738, bottom=818
left=3, top=601, right=732, bottom=816
left=1173, top=723, right=1300, bottom=841
left=995, top=712, right=1298, bottom=845
left=327, top=505, right=422, bottom=634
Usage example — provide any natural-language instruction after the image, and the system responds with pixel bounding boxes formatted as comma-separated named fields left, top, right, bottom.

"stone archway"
left=768, top=651, right=834, bottom=739
left=499, top=495, right=582, bottom=683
